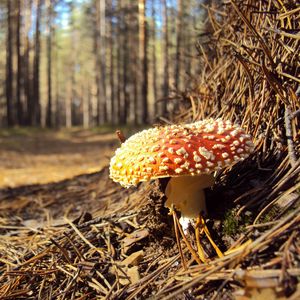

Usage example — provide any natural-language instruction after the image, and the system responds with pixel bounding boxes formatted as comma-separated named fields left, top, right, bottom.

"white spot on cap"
left=206, top=135, right=215, bottom=140
left=230, top=130, right=239, bottom=137
left=159, top=165, right=169, bottom=171
left=181, top=161, right=190, bottom=169
left=198, top=147, right=215, bottom=160
left=148, top=157, right=156, bottom=163
left=162, top=157, right=171, bottom=163
left=221, top=152, right=229, bottom=159
left=168, top=148, right=175, bottom=154
left=158, top=152, right=165, bottom=158
left=193, top=154, right=201, bottom=162
left=151, top=145, right=160, bottom=152
left=174, top=157, right=183, bottom=164
left=206, top=161, right=214, bottom=167
left=212, top=144, right=226, bottom=149
left=175, top=168, right=183, bottom=174
left=176, top=147, right=187, bottom=156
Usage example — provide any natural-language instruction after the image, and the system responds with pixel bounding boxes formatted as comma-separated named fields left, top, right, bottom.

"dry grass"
left=0, top=0, right=299, bottom=299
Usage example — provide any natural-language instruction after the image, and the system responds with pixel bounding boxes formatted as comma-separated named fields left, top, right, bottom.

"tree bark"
left=162, top=0, right=169, bottom=115
left=122, top=1, right=129, bottom=124
left=94, top=0, right=106, bottom=125
left=175, top=0, right=183, bottom=90
left=66, top=2, right=76, bottom=128
left=117, top=1, right=125, bottom=124
left=151, top=0, right=158, bottom=118
left=24, top=0, right=32, bottom=126
left=109, top=0, right=115, bottom=124
left=138, top=0, right=148, bottom=123
left=16, top=0, right=23, bottom=125
left=6, top=0, right=14, bottom=126
left=32, top=0, right=41, bottom=126
left=46, top=0, right=53, bottom=127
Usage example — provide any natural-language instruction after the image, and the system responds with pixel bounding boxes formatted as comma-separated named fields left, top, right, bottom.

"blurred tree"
left=6, top=0, right=14, bottom=126
left=46, top=0, right=54, bottom=127
left=151, top=0, right=158, bottom=118
left=162, top=0, right=169, bottom=116
left=32, top=0, right=41, bottom=126
left=138, top=0, right=148, bottom=123
left=0, top=0, right=209, bottom=128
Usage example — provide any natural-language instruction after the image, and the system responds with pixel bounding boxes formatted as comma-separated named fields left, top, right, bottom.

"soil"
left=0, top=129, right=117, bottom=188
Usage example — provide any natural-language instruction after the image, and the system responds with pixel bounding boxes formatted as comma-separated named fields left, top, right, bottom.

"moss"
left=222, top=208, right=254, bottom=237
left=223, top=209, right=240, bottom=236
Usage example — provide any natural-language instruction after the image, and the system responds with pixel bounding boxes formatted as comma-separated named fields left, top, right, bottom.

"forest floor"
left=0, top=128, right=118, bottom=188
left=0, top=129, right=299, bottom=299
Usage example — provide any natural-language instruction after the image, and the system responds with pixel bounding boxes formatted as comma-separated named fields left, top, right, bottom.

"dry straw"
left=1, top=0, right=299, bottom=298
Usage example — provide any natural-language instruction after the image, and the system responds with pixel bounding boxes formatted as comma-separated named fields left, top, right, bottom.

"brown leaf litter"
left=1, top=0, right=300, bottom=298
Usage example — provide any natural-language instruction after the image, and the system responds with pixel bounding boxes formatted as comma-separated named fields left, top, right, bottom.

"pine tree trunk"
left=16, top=0, right=23, bottom=125
left=24, top=0, right=32, bottom=126
left=162, top=0, right=169, bottom=115
left=109, top=0, right=115, bottom=124
left=32, top=0, right=41, bottom=126
left=138, top=0, right=148, bottom=124
left=122, top=2, right=129, bottom=124
left=175, top=0, right=183, bottom=90
left=6, top=0, right=14, bottom=126
left=94, top=0, right=106, bottom=125
left=46, top=0, right=53, bottom=127
left=151, top=0, right=158, bottom=118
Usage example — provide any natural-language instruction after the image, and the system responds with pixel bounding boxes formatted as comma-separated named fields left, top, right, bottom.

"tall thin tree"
left=138, top=0, right=148, bottom=123
left=175, top=0, right=183, bottom=90
left=108, top=0, right=115, bottom=124
left=16, top=0, right=23, bottom=125
left=32, top=0, right=42, bottom=126
left=46, top=0, right=53, bottom=127
left=151, top=0, right=158, bottom=117
left=6, top=0, right=14, bottom=126
left=94, top=0, right=106, bottom=125
left=162, top=0, right=169, bottom=115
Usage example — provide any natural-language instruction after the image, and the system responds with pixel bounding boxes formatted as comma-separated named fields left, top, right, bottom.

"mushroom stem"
left=165, top=174, right=224, bottom=261
left=165, top=174, right=215, bottom=220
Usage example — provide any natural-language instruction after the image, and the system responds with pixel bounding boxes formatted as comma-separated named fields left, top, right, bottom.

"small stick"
left=173, top=213, right=203, bottom=265
left=116, top=130, right=126, bottom=143
left=291, top=108, right=300, bottom=119
left=171, top=207, right=187, bottom=270
left=195, top=217, right=206, bottom=263
left=284, top=105, right=297, bottom=167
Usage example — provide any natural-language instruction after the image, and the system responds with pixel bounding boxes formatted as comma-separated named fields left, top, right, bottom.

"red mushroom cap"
left=109, top=119, right=254, bottom=187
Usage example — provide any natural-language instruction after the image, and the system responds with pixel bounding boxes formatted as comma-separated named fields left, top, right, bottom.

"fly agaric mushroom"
left=110, top=119, right=254, bottom=260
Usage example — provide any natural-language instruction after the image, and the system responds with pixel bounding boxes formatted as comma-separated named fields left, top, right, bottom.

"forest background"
left=0, top=0, right=210, bottom=128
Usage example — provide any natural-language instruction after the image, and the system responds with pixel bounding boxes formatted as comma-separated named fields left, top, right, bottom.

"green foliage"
left=222, top=208, right=252, bottom=236
left=222, top=209, right=240, bottom=236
